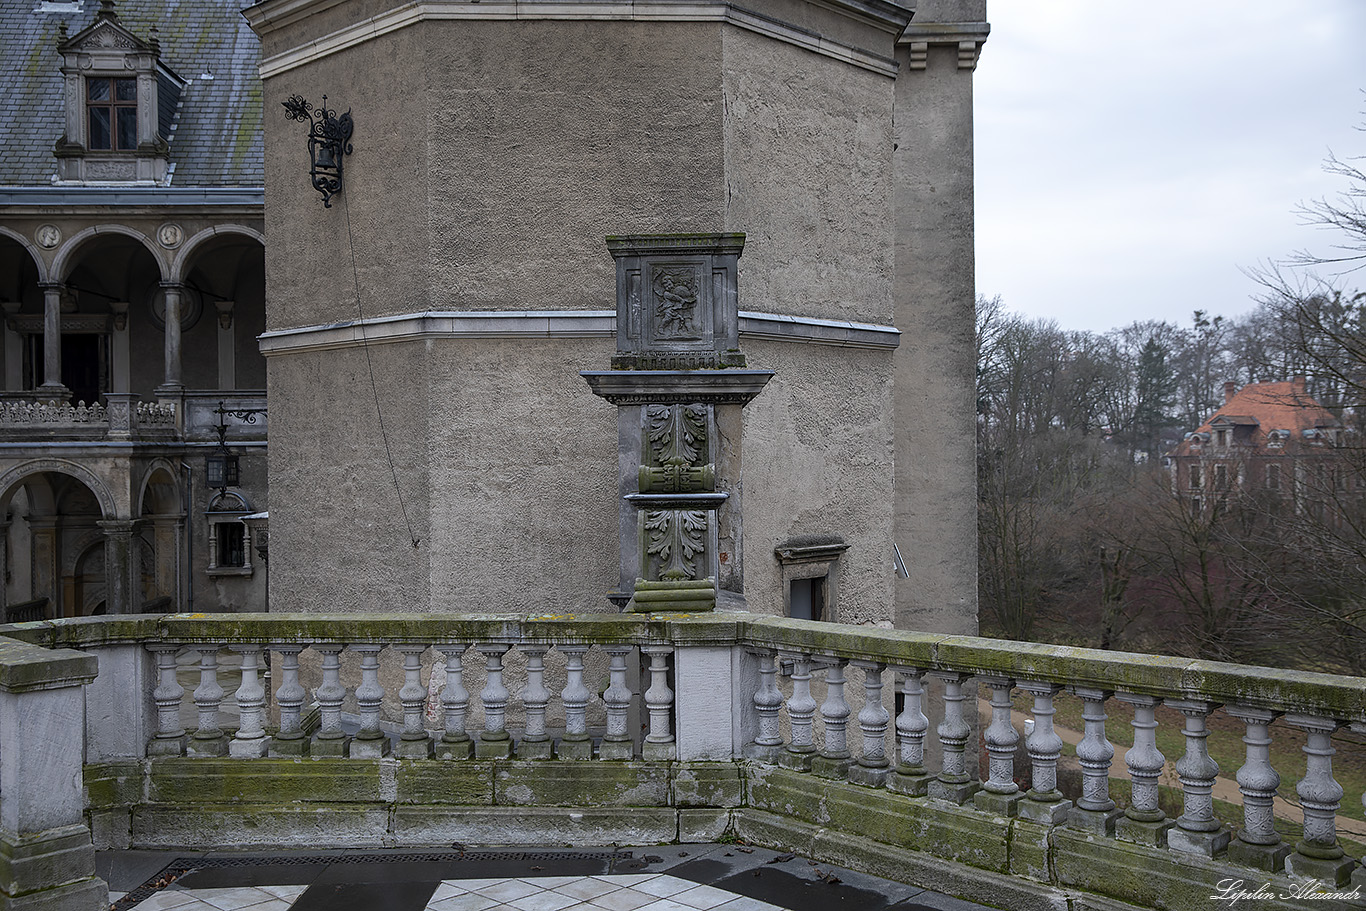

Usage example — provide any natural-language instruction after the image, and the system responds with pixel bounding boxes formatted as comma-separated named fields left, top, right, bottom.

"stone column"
left=157, top=281, right=184, bottom=394
left=0, top=642, right=105, bottom=910
left=37, top=282, right=68, bottom=399
left=97, top=519, right=136, bottom=615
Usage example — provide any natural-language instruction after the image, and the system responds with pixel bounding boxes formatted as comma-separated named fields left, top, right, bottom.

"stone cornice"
left=257, top=309, right=901, bottom=355
left=898, top=20, right=989, bottom=70
left=249, top=1, right=901, bottom=79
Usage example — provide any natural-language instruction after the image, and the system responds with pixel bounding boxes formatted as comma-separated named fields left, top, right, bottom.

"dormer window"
left=87, top=77, right=138, bottom=150
left=53, top=1, right=179, bottom=184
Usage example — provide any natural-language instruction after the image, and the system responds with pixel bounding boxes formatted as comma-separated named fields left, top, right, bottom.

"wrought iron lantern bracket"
left=282, top=94, right=354, bottom=208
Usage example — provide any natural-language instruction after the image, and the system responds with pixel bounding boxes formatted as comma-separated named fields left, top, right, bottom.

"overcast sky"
left=973, top=1, right=1366, bottom=334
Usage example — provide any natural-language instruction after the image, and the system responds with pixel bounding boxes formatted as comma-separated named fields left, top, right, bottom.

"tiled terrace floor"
left=98, top=844, right=996, bottom=911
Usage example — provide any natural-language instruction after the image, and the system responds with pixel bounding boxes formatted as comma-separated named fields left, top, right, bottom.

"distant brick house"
left=1167, top=378, right=1348, bottom=514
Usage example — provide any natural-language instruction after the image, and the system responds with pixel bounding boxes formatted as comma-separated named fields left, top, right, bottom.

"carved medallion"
left=35, top=224, right=61, bottom=249
left=157, top=223, right=183, bottom=248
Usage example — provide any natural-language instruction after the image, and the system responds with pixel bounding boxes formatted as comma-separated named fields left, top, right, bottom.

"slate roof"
left=0, top=0, right=262, bottom=187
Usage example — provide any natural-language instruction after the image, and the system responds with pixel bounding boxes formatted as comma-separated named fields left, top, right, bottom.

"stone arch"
left=51, top=224, right=167, bottom=284
left=0, top=459, right=118, bottom=519
left=137, top=459, right=183, bottom=515
left=0, top=227, right=50, bottom=283
left=170, top=225, right=266, bottom=283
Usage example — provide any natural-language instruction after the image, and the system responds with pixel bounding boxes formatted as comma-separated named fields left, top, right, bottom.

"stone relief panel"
left=649, top=264, right=702, bottom=341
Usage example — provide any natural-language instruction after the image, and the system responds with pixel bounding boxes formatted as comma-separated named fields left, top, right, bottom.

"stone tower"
left=247, top=0, right=986, bottom=633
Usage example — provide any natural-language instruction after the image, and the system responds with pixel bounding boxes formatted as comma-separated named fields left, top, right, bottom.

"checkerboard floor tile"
left=120, top=876, right=786, bottom=911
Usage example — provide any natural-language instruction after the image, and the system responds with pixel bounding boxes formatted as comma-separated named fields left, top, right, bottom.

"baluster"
left=813, top=657, right=853, bottom=779
left=187, top=644, right=228, bottom=757
left=1067, top=687, right=1120, bottom=834
left=1166, top=699, right=1230, bottom=855
left=849, top=660, right=890, bottom=786
left=349, top=644, right=389, bottom=758
left=1285, top=714, right=1356, bottom=886
left=600, top=645, right=635, bottom=760
left=928, top=672, right=976, bottom=804
left=311, top=644, right=350, bottom=756
left=888, top=667, right=930, bottom=796
left=396, top=644, right=433, bottom=759
left=1115, top=693, right=1172, bottom=845
left=436, top=644, right=472, bottom=760
left=642, top=645, right=676, bottom=761
left=269, top=645, right=308, bottom=757
left=1019, top=682, right=1071, bottom=824
left=780, top=651, right=818, bottom=771
left=229, top=644, right=269, bottom=758
left=558, top=644, right=592, bottom=759
left=475, top=643, right=513, bottom=759
left=1225, top=704, right=1290, bottom=871
left=974, top=676, right=1021, bottom=815
left=147, top=643, right=186, bottom=757
left=517, top=645, right=553, bottom=760
left=747, top=650, right=784, bottom=763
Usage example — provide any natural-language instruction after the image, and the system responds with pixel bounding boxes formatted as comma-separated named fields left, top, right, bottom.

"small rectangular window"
left=789, top=576, right=825, bottom=622
left=87, top=77, right=137, bottom=150
left=1189, top=466, right=1202, bottom=489
left=1214, top=464, right=1229, bottom=489
left=1265, top=464, right=1280, bottom=490
left=217, top=523, right=245, bottom=568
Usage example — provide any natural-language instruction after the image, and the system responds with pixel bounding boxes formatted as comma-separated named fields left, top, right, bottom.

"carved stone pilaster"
left=584, top=233, right=772, bottom=613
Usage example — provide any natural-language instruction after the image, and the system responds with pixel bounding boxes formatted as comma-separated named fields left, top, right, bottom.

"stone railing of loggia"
left=5, top=612, right=1366, bottom=911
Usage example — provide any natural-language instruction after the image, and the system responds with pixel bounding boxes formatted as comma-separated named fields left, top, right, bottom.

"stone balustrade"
left=3, top=612, right=1365, bottom=911
left=0, top=395, right=176, bottom=439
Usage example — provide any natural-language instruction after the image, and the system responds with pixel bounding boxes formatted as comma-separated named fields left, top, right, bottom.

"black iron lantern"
left=282, top=94, right=353, bottom=208
left=206, top=452, right=239, bottom=490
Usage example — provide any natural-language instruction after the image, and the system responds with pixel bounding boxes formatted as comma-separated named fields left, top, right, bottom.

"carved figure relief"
left=651, top=266, right=700, bottom=339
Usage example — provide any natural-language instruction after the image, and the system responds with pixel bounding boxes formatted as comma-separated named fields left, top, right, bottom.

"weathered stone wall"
left=266, top=342, right=432, bottom=612
left=425, top=337, right=619, bottom=614
left=741, top=339, right=895, bottom=623
left=721, top=27, right=895, bottom=324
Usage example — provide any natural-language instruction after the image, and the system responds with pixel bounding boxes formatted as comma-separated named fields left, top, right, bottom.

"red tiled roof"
left=1172, top=379, right=1340, bottom=456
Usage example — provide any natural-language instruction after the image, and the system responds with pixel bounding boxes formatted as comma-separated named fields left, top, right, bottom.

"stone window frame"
left=774, top=536, right=848, bottom=624
left=205, top=491, right=253, bottom=577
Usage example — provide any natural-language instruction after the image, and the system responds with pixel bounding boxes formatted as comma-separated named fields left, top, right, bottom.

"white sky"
left=973, top=1, right=1366, bottom=334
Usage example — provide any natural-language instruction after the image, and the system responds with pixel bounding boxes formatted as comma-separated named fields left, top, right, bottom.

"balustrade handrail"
left=3, top=611, right=1362, bottom=722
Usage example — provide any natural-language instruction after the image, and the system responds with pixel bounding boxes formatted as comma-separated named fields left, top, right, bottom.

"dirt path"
left=976, top=698, right=1366, bottom=839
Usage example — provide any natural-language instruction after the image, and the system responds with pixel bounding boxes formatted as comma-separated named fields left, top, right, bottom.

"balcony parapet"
left=4, top=613, right=1365, bottom=911
left=0, top=394, right=177, bottom=442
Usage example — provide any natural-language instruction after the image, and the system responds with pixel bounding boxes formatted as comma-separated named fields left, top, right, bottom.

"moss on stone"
left=395, top=761, right=494, bottom=805
left=493, top=760, right=669, bottom=807
left=672, top=763, right=743, bottom=808
left=147, top=758, right=384, bottom=805
left=84, top=762, right=143, bottom=810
